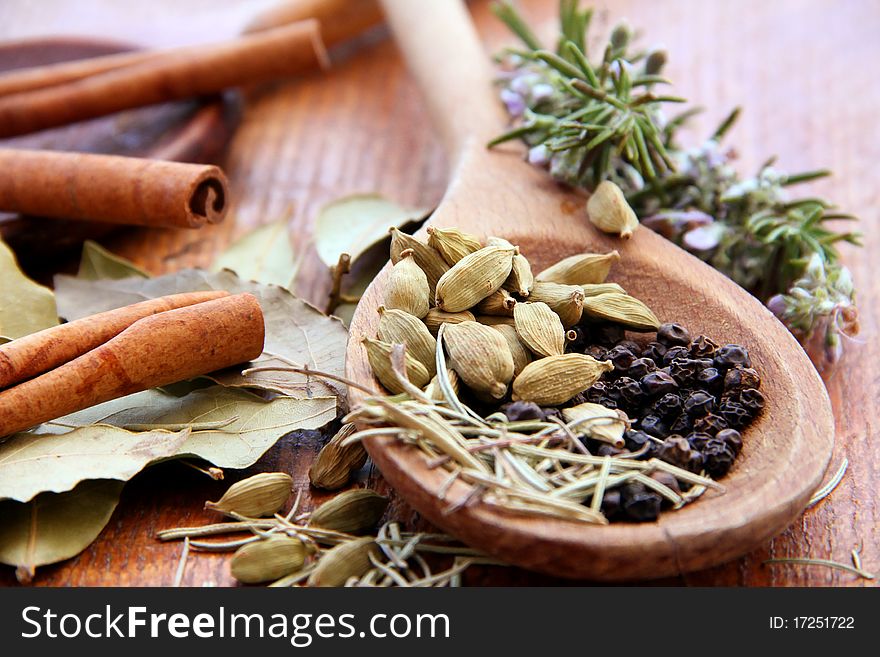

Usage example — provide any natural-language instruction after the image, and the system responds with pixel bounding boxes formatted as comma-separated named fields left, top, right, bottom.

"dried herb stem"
left=325, top=252, right=352, bottom=316
left=172, top=537, right=190, bottom=587
left=157, top=521, right=276, bottom=541
left=763, top=557, right=875, bottom=581
left=807, top=458, right=848, bottom=508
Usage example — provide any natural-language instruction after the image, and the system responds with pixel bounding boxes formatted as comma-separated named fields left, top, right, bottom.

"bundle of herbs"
left=489, top=0, right=860, bottom=372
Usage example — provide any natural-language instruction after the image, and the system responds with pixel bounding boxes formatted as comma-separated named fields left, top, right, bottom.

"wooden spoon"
left=345, top=0, right=834, bottom=580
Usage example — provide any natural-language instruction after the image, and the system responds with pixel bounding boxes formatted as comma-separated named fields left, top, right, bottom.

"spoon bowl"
left=345, top=0, right=833, bottom=579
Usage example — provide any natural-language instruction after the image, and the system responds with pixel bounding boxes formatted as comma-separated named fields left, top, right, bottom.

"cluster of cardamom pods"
left=202, top=472, right=387, bottom=585
left=161, top=470, right=492, bottom=587
left=490, top=0, right=860, bottom=372
left=364, top=223, right=660, bottom=408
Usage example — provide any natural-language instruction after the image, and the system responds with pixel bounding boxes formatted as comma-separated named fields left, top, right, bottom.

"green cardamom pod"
left=435, top=245, right=516, bottom=312
left=309, top=424, right=367, bottom=491
left=308, top=536, right=377, bottom=587
left=230, top=536, right=306, bottom=584
left=204, top=472, right=292, bottom=518
left=308, top=489, right=389, bottom=534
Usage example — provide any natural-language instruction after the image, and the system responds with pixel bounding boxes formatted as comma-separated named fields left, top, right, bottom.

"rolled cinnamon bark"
left=0, top=0, right=382, bottom=98
left=0, top=49, right=158, bottom=97
left=0, top=20, right=327, bottom=138
left=0, top=293, right=265, bottom=437
left=0, top=291, right=229, bottom=390
left=245, top=0, right=382, bottom=45
left=0, top=149, right=229, bottom=228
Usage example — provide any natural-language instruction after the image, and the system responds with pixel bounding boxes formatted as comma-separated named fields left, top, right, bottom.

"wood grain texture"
left=0, top=0, right=877, bottom=586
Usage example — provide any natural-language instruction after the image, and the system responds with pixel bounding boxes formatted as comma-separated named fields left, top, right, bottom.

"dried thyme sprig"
left=490, top=0, right=861, bottom=371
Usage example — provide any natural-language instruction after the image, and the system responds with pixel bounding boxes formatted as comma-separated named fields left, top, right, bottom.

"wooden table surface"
left=0, top=0, right=877, bottom=587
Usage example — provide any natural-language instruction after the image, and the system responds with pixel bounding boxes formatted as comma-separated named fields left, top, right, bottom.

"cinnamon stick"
left=245, top=0, right=382, bottom=44
left=0, top=293, right=265, bottom=437
left=0, top=149, right=229, bottom=228
left=0, top=49, right=159, bottom=97
left=0, top=0, right=382, bottom=98
left=0, top=291, right=229, bottom=390
left=0, top=20, right=328, bottom=139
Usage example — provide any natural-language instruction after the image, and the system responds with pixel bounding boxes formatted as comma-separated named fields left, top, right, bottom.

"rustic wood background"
left=0, top=0, right=876, bottom=586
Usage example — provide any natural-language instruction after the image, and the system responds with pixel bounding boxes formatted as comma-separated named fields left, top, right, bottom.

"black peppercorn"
left=640, top=371, right=678, bottom=397
left=685, top=431, right=713, bottom=451
left=662, top=345, right=690, bottom=365
left=627, top=357, right=657, bottom=379
left=718, top=398, right=751, bottom=429
left=696, top=366, right=723, bottom=391
left=657, top=435, right=691, bottom=469
left=584, top=345, right=608, bottom=361
left=669, top=358, right=710, bottom=385
left=614, top=376, right=644, bottom=406
left=586, top=381, right=610, bottom=402
left=606, top=345, right=637, bottom=371
left=596, top=443, right=625, bottom=457
left=652, top=392, right=682, bottom=418
left=601, top=490, right=622, bottom=518
left=540, top=407, right=564, bottom=423
left=716, top=428, right=743, bottom=455
left=594, top=322, right=626, bottom=346
left=617, top=340, right=642, bottom=354
left=686, top=450, right=706, bottom=473
left=738, top=388, right=766, bottom=414
left=692, top=413, right=728, bottom=435
left=500, top=401, right=544, bottom=422
left=640, top=414, right=668, bottom=438
left=684, top=390, right=715, bottom=416
left=714, top=344, right=752, bottom=369
left=621, top=482, right=662, bottom=522
left=657, top=322, right=691, bottom=347
left=723, top=366, right=761, bottom=393
left=624, top=429, right=655, bottom=453
left=702, top=438, right=736, bottom=478
left=641, top=341, right=668, bottom=363
left=564, top=392, right=589, bottom=407
left=688, top=335, right=719, bottom=358
left=650, top=470, right=681, bottom=497
left=669, top=413, right=693, bottom=433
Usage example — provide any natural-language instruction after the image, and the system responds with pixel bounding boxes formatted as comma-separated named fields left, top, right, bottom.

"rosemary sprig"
left=490, top=0, right=861, bottom=371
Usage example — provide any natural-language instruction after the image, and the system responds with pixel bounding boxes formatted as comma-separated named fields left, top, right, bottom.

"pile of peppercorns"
left=500, top=321, right=764, bottom=523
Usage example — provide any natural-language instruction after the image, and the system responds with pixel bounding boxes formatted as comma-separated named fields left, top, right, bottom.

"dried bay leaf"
left=0, top=238, right=58, bottom=338
left=0, top=480, right=124, bottom=583
left=314, top=194, right=427, bottom=267
left=33, top=387, right=337, bottom=470
left=77, top=240, right=149, bottom=280
left=53, top=269, right=348, bottom=401
left=213, top=217, right=300, bottom=288
left=0, top=427, right=190, bottom=503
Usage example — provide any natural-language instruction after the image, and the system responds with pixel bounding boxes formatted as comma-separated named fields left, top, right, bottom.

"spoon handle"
left=380, top=0, right=507, bottom=162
